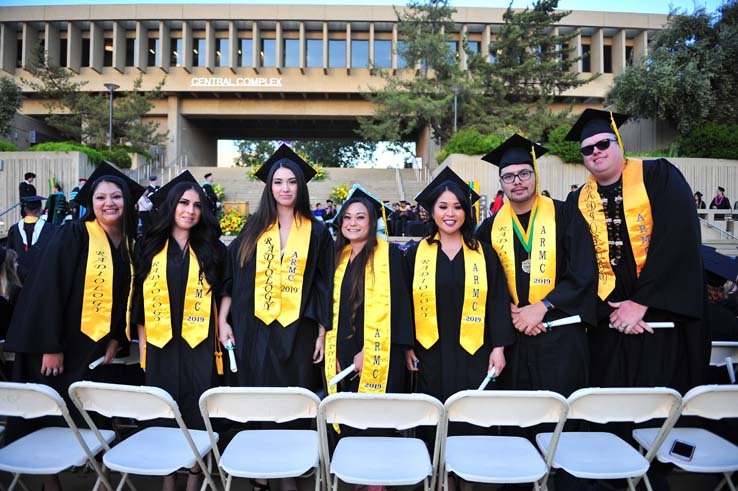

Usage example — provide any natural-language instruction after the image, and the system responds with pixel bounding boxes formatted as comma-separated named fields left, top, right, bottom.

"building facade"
left=0, top=4, right=668, bottom=166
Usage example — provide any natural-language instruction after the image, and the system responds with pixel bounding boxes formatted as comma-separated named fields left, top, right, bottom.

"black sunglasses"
left=580, top=138, right=618, bottom=156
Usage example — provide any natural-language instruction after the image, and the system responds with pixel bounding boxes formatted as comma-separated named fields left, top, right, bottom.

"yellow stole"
left=413, top=237, right=487, bottom=355
left=81, top=220, right=120, bottom=341
left=578, top=159, right=652, bottom=300
left=491, top=196, right=557, bottom=305
left=143, top=240, right=212, bottom=349
left=254, top=216, right=312, bottom=326
left=326, top=239, right=392, bottom=397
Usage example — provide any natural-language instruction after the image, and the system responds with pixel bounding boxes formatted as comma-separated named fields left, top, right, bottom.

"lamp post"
left=451, top=85, right=460, bottom=133
left=103, top=83, right=120, bottom=151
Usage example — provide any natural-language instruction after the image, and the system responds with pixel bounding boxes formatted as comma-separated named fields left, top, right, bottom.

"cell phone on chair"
left=669, top=439, right=696, bottom=461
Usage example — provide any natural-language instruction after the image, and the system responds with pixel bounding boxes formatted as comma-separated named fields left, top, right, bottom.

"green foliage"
left=607, top=2, right=738, bottom=134
left=0, top=77, right=22, bottom=136
left=28, top=142, right=105, bottom=165
left=235, top=140, right=377, bottom=168
left=436, top=130, right=504, bottom=163
left=100, top=146, right=133, bottom=169
left=0, top=141, right=19, bottom=151
left=545, top=124, right=582, bottom=163
left=674, top=123, right=738, bottom=158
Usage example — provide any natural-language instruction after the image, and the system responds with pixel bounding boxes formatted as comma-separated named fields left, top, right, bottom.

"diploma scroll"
left=477, top=367, right=497, bottom=391
left=543, top=315, right=582, bottom=331
left=226, top=340, right=238, bottom=373
left=329, top=363, right=356, bottom=387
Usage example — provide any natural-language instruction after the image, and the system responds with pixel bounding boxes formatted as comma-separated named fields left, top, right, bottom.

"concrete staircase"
left=701, top=220, right=738, bottom=257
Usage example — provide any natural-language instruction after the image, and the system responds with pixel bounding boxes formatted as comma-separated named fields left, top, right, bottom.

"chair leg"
left=6, top=474, right=19, bottom=491
left=313, top=466, right=320, bottom=491
left=224, top=474, right=232, bottom=491
left=721, top=472, right=736, bottom=491
left=626, top=477, right=637, bottom=491
left=642, top=473, right=655, bottom=491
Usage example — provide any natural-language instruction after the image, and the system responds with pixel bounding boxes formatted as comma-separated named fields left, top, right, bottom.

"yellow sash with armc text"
left=491, top=195, right=557, bottom=305
left=81, top=220, right=115, bottom=341
left=144, top=241, right=212, bottom=350
left=413, top=238, right=487, bottom=355
left=254, top=216, right=312, bottom=326
left=578, top=159, right=652, bottom=300
left=325, top=239, right=392, bottom=397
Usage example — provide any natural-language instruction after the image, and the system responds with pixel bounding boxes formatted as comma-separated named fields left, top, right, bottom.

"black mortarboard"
left=75, top=162, right=146, bottom=206
left=701, top=245, right=738, bottom=285
left=343, top=185, right=392, bottom=220
left=20, top=195, right=44, bottom=210
left=481, top=134, right=548, bottom=171
left=148, top=170, right=199, bottom=209
left=414, top=167, right=480, bottom=212
left=564, top=108, right=629, bottom=143
left=719, top=186, right=726, bottom=193
left=254, top=144, right=317, bottom=183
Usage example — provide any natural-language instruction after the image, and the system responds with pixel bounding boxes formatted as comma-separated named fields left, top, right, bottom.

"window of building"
left=306, top=38, right=322, bottom=67
left=261, top=38, right=276, bottom=67
left=239, top=38, right=252, bottom=66
left=170, top=37, right=181, bottom=66
left=581, top=44, right=591, bottom=72
left=466, top=41, right=480, bottom=55
left=15, top=40, right=22, bottom=67
left=60, top=38, right=68, bottom=67
left=217, top=38, right=229, bottom=66
left=328, top=39, right=346, bottom=68
left=126, top=38, right=135, bottom=66
left=625, top=46, right=633, bottom=66
left=193, top=38, right=205, bottom=66
left=104, top=38, right=113, bottom=66
left=396, top=40, right=408, bottom=68
left=82, top=38, right=91, bottom=66
left=351, top=39, right=368, bottom=68
left=148, top=38, right=159, bottom=66
left=283, top=38, right=300, bottom=67
left=374, top=39, right=391, bottom=68
left=603, top=45, right=612, bottom=73
left=447, top=40, right=459, bottom=61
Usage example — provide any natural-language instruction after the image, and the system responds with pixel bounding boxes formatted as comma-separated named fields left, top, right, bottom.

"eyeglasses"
left=500, top=169, right=534, bottom=184
left=580, top=138, right=618, bottom=156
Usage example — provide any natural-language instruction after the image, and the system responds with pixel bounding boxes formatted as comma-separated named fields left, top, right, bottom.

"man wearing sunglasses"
left=477, top=134, right=597, bottom=400
left=565, top=108, right=707, bottom=393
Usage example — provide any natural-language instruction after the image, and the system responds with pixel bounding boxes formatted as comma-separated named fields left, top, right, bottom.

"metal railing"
left=0, top=203, right=21, bottom=237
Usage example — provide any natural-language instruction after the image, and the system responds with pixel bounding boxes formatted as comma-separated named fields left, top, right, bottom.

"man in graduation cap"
left=477, top=134, right=596, bottom=397
left=6, top=195, right=56, bottom=282
left=565, top=108, right=708, bottom=392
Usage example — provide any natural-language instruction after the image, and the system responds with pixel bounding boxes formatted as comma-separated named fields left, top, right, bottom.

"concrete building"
left=0, top=4, right=668, bottom=167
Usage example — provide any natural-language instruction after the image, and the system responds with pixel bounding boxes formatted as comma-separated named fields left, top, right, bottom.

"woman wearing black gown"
left=132, top=171, right=224, bottom=491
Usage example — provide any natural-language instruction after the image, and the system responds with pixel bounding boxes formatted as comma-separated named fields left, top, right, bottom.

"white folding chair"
left=0, top=382, right=114, bottom=491
left=68, top=381, right=219, bottom=491
left=199, top=387, right=322, bottom=491
left=633, top=385, right=738, bottom=491
left=441, top=390, right=568, bottom=491
left=536, top=387, right=682, bottom=491
left=318, top=392, right=444, bottom=491
left=711, top=342, right=738, bottom=384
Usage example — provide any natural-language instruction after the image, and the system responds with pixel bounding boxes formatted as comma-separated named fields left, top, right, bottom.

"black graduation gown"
left=406, top=240, right=514, bottom=402
left=222, top=219, right=334, bottom=391
left=18, top=181, right=36, bottom=199
left=131, top=239, right=226, bottom=429
left=710, top=196, right=731, bottom=220
left=566, top=159, right=708, bottom=393
left=335, top=244, right=413, bottom=394
left=5, top=220, right=132, bottom=435
left=477, top=199, right=597, bottom=397
left=6, top=219, right=56, bottom=283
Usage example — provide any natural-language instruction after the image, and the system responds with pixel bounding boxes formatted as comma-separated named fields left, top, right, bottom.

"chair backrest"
left=681, top=384, right=738, bottom=419
left=710, top=342, right=738, bottom=367
left=319, top=392, right=444, bottom=430
left=567, top=387, right=682, bottom=424
left=69, top=381, right=178, bottom=421
left=444, top=390, right=567, bottom=428
left=0, top=382, right=66, bottom=418
left=199, top=386, right=320, bottom=423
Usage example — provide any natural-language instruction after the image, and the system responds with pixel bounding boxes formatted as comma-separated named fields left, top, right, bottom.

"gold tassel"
left=531, top=145, right=540, bottom=196
left=213, top=302, right=224, bottom=375
left=610, top=112, right=625, bottom=158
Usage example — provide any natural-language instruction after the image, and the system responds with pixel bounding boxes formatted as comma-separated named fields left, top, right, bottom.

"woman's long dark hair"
left=82, top=176, right=138, bottom=259
left=424, top=182, right=478, bottom=250
left=334, top=198, right=379, bottom=334
left=237, top=159, right=313, bottom=266
left=136, top=182, right=222, bottom=288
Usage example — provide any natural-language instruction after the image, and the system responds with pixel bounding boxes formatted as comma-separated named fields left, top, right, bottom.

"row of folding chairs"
left=0, top=382, right=736, bottom=491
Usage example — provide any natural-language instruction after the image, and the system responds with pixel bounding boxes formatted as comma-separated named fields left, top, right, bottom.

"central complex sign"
left=190, top=77, right=283, bottom=88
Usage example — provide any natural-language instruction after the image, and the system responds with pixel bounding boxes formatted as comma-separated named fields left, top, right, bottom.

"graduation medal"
left=511, top=201, right=537, bottom=274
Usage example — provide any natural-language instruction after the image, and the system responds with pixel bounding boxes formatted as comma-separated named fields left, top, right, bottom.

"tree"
left=607, top=1, right=738, bottom=134
left=235, top=139, right=378, bottom=167
left=0, top=77, right=22, bottom=136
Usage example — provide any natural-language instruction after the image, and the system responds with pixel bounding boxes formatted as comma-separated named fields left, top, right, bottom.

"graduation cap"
left=343, top=185, right=392, bottom=222
left=20, top=194, right=45, bottom=211
left=148, top=170, right=199, bottom=209
left=482, top=134, right=549, bottom=195
left=564, top=108, right=629, bottom=144
left=701, top=245, right=738, bottom=286
left=414, top=167, right=480, bottom=213
left=254, top=144, right=317, bottom=183
left=75, top=162, right=147, bottom=206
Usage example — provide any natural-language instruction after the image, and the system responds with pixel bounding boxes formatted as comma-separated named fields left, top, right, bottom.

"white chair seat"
left=445, top=435, right=547, bottom=484
left=0, top=426, right=115, bottom=474
left=220, top=429, right=319, bottom=479
left=537, top=431, right=649, bottom=479
left=331, top=436, right=431, bottom=486
left=103, top=426, right=217, bottom=476
left=633, top=427, right=738, bottom=473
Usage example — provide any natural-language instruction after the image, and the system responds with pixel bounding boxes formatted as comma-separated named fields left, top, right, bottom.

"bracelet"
left=542, top=299, right=554, bottom=311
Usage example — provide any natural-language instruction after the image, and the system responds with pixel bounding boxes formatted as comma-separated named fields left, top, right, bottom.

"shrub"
left=545, top=124, right=582, bottom=164
left=0, top=141, right=19, bottom=151
left=675, top=123, right=738, bottom=159
left=436, top=130, right=505, bottom=164
left=100, top=146, right=132, bottom=169
left=28, top=142, right=105, bottom=165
